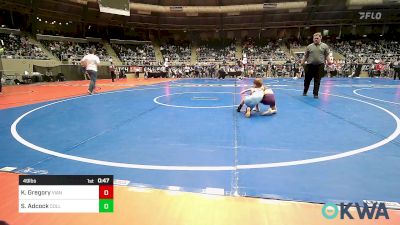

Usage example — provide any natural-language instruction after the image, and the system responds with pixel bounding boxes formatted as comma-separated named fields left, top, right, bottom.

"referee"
left=301, top=32, right=332, bottom=98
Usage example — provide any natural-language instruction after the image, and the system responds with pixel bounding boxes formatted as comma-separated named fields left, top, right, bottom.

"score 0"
left=99, top=184, right=113, bottom=213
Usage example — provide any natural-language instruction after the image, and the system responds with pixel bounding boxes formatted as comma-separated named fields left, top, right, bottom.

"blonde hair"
left=253, top=78, right=263, bottom=88
left=313, top=32, right=322, bottom=38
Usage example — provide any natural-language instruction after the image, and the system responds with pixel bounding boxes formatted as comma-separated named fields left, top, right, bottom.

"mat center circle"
left=153, top=92, right=238, bottom=109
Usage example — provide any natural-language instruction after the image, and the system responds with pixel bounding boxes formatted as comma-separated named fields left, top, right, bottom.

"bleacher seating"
left=242, top=39, right=289, bottom=63
left=41, top=40, right=110, bottom=63
left=196, top=39, right=237, bottom=63
left=112, top=43, right=157, bottom=66
left=0, top=33, right=49, bottom=60
left=160, top=40, right=191, bottom=65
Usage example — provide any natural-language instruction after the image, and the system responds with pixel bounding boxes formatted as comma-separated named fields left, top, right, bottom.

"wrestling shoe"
left=261, top=108, right=277, bottom=116
left=245, top=107, right=251, bottom=118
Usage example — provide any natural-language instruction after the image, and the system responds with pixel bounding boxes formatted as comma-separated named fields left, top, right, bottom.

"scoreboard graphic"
left=19, top=175, right=113, bottom=213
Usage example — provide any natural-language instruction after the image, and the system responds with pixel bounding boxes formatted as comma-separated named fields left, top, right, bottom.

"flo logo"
left=322, top=202, right=389, bottom=220
left=358, top=11, right=382, bottom=20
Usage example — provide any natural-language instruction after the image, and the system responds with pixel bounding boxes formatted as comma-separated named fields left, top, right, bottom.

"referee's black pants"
left=0, top=72, right=2, bottom=92
left=111, top=71, right=116, bottom=82
left=304, top=64, right=325, bottom=97
left=394, top=69, right=400, bottom=80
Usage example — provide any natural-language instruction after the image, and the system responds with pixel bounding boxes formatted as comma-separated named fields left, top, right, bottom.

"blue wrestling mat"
left=1, top=78, right=399, bottom=204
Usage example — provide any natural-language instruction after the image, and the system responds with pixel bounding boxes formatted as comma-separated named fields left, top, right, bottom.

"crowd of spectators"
left=140, top=63, right=305, bottom=79
left=289, top=40, right=303, bottom=49
left=42, top=40, right=110, bottom=64
left=0, top=33, right=49, bottom=60
left=196, top=39, right=237, bottom=63
left=324, top=39, right=399, bottom=77
left=112, top=43, right=157, bottom=66
left=2, top=32, right=400, bottom=80
left=160, top=40, right=191, bottom=65
left=328, top=39, right=398, bottom=63
left=243, top=38, right=289, bottom=63
left=142, top=64, right=240, bottom=78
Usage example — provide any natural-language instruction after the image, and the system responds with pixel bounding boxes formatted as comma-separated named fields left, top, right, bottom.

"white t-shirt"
left=81, top=54, right=100, bottom=72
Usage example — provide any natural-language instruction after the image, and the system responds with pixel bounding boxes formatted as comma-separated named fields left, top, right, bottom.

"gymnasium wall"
left=33, top=64, right=111, bottom=81
left=0, top=59, right=60, bottom=75
left=0, top=59, right=113, bottom=81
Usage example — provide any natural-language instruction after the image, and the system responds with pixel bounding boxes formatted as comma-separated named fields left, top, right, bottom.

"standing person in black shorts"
left=301, top=32, right=333, bottom=98
left=109, top=62, right=116, bottom=82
